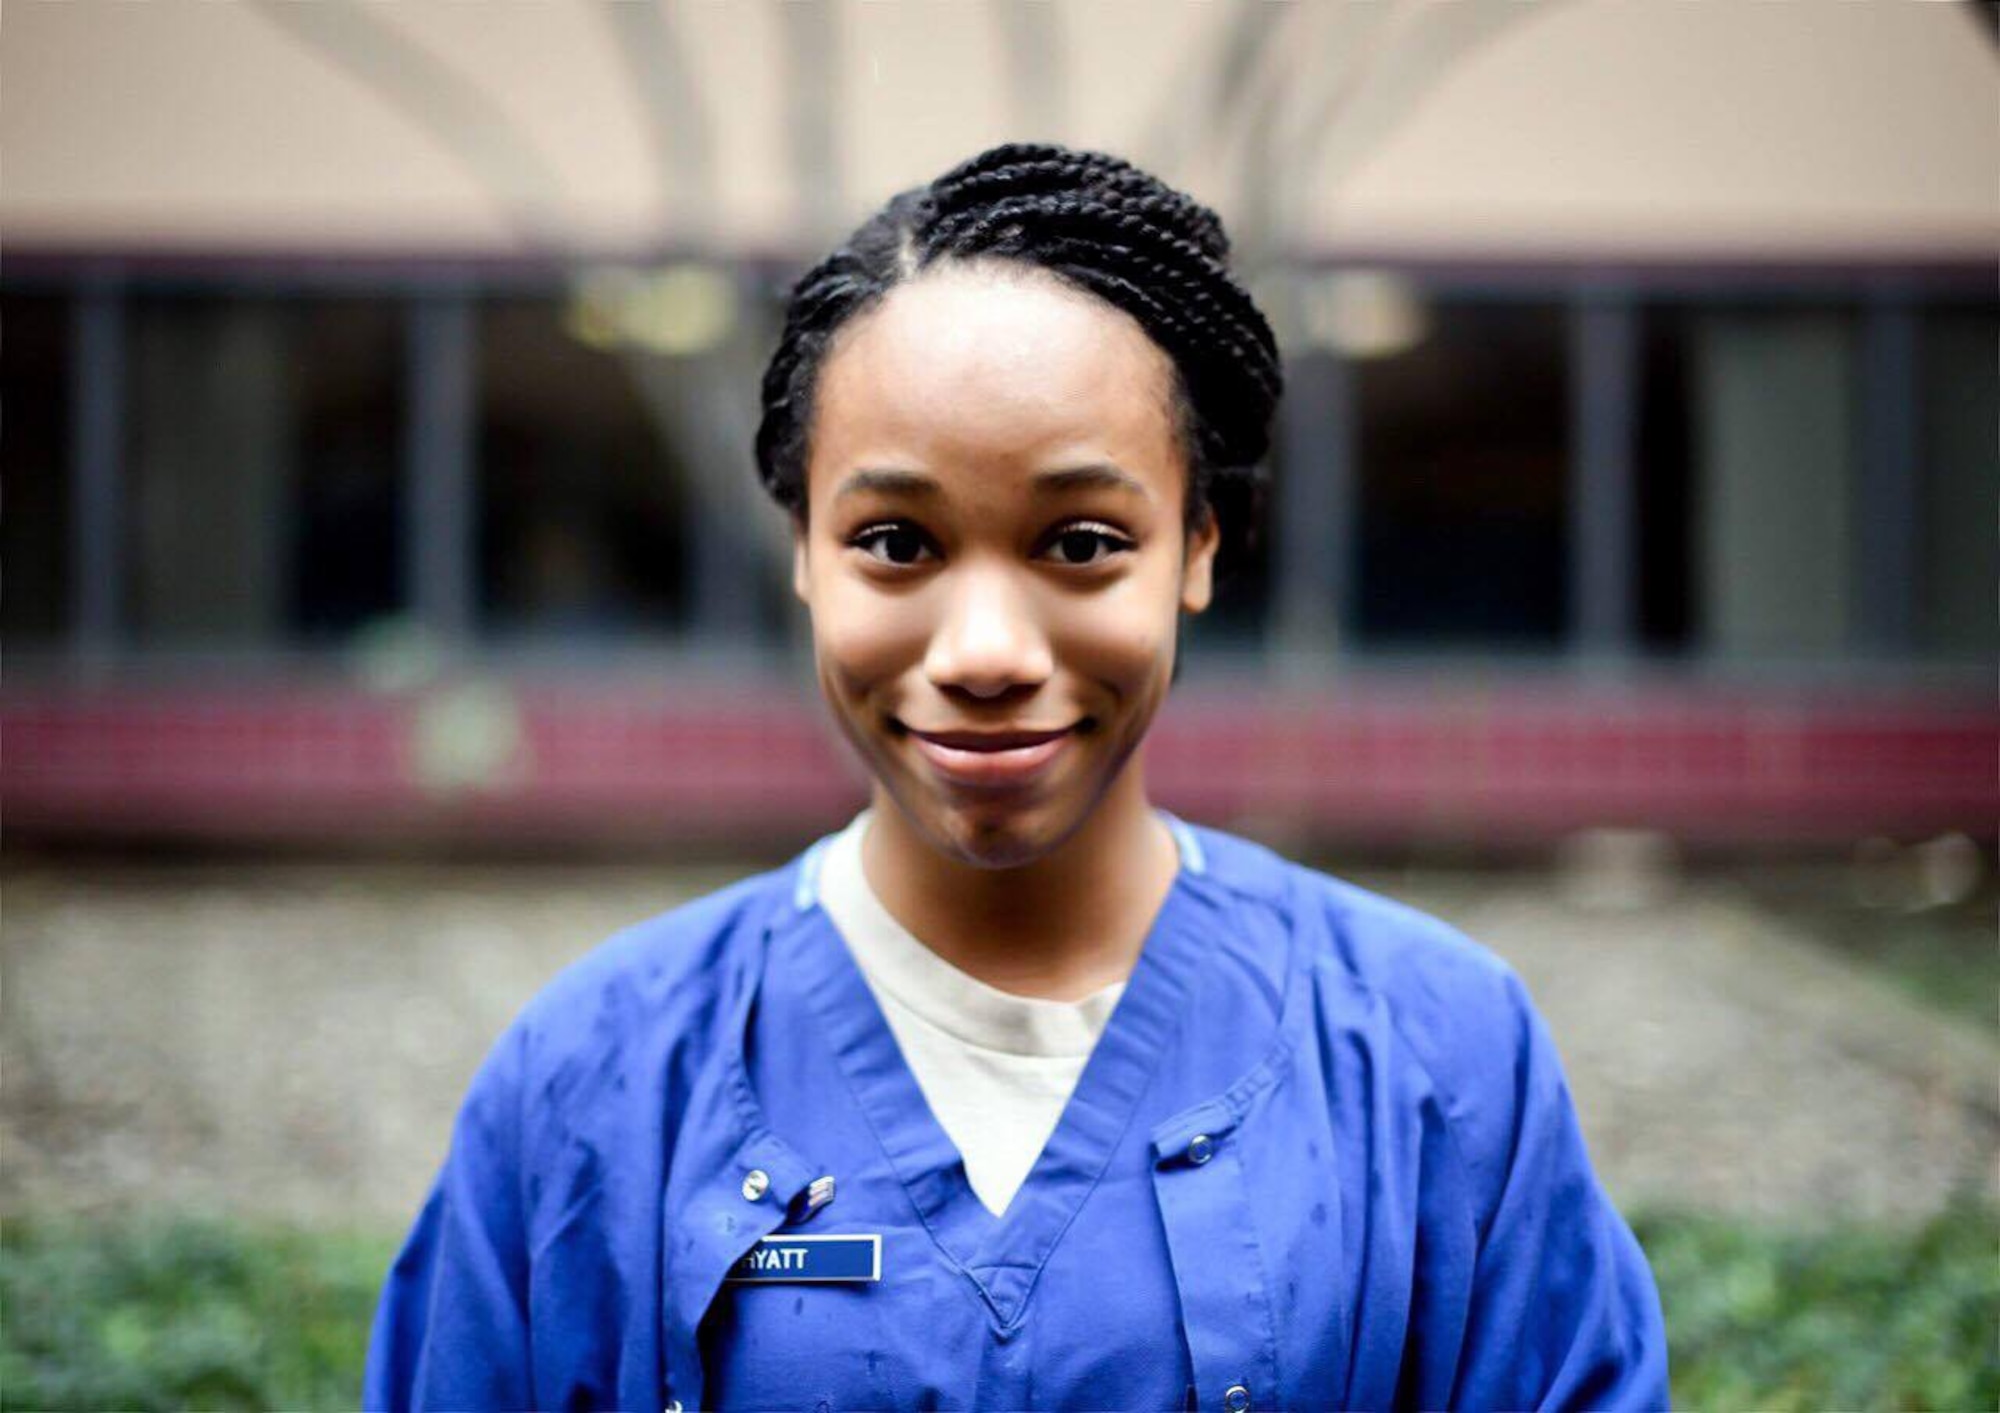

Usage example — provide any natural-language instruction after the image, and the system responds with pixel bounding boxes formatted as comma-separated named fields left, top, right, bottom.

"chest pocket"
left=1152, top=1103, right=1283, bottom=1413
left=661, top=1132, right=823, bottom=1413
left=693, top=1219, right=914, bottom=1411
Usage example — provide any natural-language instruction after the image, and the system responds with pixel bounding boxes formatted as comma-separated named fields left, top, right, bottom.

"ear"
left=1179, top=505, right=1220, bottom=615
left=791, top=517, right=812, bottom=606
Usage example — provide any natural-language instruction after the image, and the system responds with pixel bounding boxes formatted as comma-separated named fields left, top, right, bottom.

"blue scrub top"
left=365, top=817, right=1669, bottom=1411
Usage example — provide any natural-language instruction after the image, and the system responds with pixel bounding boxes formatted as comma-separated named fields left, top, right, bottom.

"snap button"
left=1222, top=1383, right=1251, bottom=1412
left=741, top=1168, right=770, bottom=1201
left=1187, top=1133, right=1216, bottom=1165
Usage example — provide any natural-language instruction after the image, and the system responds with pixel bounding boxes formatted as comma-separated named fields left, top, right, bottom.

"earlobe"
left=1180, top=509, right=1220, bottom=615
left=791, top=523, right=811, bottom=606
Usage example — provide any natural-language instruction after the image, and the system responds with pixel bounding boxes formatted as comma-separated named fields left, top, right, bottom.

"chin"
left=945, top=814, right=1059, bottom=871
left=926, top=798, right=1053, bottom=870
left=887, top=776, right=1072, bottom=872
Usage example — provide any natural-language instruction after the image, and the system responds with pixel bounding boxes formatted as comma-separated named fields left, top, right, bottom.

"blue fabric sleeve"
left=363, top=1023, right=534, bottom=1412
left=1449, top=969, right=1670, bottom=1411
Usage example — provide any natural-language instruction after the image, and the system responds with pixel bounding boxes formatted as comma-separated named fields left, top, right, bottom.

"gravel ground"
left=3, top=853, right=1993, bottom=1231
left=1381, top=867, right=1998, bottom=1223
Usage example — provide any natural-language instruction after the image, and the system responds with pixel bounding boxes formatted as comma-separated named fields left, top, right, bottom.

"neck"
left=860, top=762, right=1180, bottom=1001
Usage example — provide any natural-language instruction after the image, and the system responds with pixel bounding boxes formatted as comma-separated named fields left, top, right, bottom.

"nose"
left=923, top=562, right=1053, bottom=700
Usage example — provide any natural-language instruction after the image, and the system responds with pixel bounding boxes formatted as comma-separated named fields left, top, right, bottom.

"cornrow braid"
left=754, top=141, right=1282, bottom=580
left=925, top=145, right=1233, bottom=262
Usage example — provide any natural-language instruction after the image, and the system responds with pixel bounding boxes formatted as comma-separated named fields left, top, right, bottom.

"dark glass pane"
left=1917, top=305, right=1999, bottom=664
left=1635, top=305, right=1694, bottom=653
left=1660, top=304, right=1858, bottom=665
left=1, top=292, right=72, bottom=645
left=126, top=293, right=403, bottom=648
left=1353, top=300, right=1568, bottom=648
left=290, top=301, right=404, bottom=641
left=474, top=297, right=689, bottom=639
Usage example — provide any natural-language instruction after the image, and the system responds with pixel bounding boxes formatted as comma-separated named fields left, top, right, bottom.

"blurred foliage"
left=4, top=1202, right=1996, bottom=1410
left=1798, top=897, right=1998, bottom=1037
left=1632, top=1194, right=2000, bottom=1412
left=1, top=1213, right=386, bottom=1411
left=1718, top=864, right=1999, bottom=1036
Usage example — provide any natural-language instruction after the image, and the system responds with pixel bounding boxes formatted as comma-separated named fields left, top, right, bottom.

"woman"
left=365, top=143, right=1668, bottom=1411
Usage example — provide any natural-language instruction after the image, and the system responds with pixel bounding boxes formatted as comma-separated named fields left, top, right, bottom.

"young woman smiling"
left=366, top=143, right=1668, bottom=1412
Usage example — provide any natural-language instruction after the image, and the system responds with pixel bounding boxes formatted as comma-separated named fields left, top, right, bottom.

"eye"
left=1040, top=520, right=1136, bottom=568
left=847, top=521, right=936, bottom=567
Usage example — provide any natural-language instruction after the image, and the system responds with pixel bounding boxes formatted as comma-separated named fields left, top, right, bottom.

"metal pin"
left=791, top=1174, right=837, bottom=1223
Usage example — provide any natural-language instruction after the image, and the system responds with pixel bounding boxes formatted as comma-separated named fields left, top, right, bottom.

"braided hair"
left=755, top=142, right=1283, bottom=579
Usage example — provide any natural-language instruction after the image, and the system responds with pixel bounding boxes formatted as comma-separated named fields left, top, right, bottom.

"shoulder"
left=530, top=862, right=791, bottom=1033
left=468, top=858, right=801, bottom=1105
left=1186, top=819, right=1523, bottom=1027
left=1187, top=821, right=1545, bottom=1218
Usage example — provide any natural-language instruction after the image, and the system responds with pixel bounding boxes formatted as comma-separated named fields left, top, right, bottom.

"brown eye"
left=850, top=523, right=934, bottom=567
left=1042, top=522, right=1134, bottom=567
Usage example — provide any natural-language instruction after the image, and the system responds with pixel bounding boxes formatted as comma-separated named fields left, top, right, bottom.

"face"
left=792, top=260, right=1219, bottom=869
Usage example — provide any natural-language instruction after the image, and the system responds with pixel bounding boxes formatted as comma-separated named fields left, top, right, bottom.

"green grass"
left=4, top=1203, right=1996, bottom=1410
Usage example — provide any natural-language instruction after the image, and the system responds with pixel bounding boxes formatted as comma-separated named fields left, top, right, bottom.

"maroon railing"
left=5, top=680, right=1992, bottom=848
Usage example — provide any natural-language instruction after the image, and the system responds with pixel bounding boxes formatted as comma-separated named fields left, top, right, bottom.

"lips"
left=904, top=724, right=1077, bottom=788
left=908, top=726, right=1073, bottom=751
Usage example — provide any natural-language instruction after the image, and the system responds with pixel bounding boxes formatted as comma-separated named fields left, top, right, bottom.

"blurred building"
left=4, top=0, right=1995, bottom=849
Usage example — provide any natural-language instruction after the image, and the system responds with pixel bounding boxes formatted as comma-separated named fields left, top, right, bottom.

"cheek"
left=810, top=575, right=926, bottom=697
left=1053, top=584, right=1180, bottom=688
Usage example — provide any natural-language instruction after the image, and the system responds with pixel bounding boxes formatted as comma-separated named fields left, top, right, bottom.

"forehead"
left=807, top=262, right=1183, bottom=498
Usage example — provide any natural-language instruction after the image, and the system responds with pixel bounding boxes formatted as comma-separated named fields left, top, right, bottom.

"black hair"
left=754, top=142, right=1283, bottom=580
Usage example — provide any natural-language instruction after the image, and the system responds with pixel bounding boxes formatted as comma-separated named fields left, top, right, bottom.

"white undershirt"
left=816, top=808, right=1127, bottom=1218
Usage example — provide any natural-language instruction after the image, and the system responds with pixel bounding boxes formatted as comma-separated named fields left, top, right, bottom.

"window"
left=1635, top=304, right=1695, bottom=654
left=1, top=292, right=73, bottom=646
left=125, top=294, right=404, bottom=648
left=1917, top=306, right=1998, bottom=665
left=1353, top=300, right=1569, bottom=649
left=473, top=297, right=691, bottom=640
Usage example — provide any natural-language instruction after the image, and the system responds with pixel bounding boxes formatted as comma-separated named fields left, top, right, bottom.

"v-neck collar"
left=818, top=809, right=1126, bottom=1057
left=768, top=811, right=1216, bottom=1332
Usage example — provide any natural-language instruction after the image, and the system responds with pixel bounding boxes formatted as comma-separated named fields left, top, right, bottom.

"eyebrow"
left=832, top=463, right=1154, bottom=503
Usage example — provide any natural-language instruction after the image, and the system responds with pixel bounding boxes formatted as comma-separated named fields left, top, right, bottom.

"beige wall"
left=6, top=0, right=1996, bottom=262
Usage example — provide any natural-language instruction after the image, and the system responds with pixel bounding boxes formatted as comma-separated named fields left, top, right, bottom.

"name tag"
left=724, top=1234, right=881, bottom=1283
